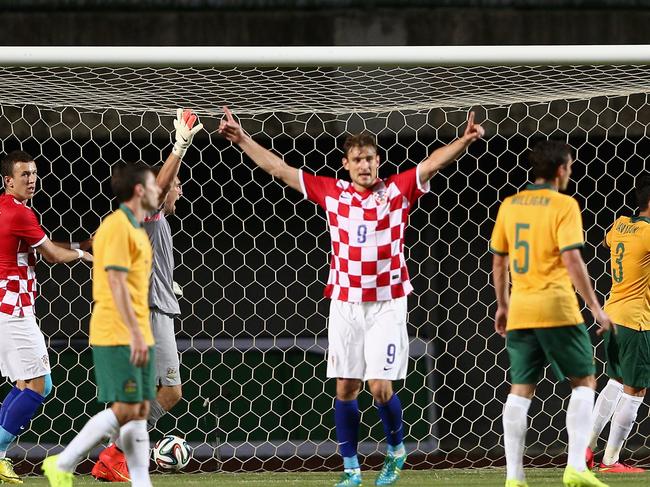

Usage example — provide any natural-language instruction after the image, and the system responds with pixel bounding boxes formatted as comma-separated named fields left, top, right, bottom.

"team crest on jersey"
left=166, top=367, right=178, bottom=380
left=374, top=190, right=387, bottom=205
left=123, top=379, right=138, bottom=394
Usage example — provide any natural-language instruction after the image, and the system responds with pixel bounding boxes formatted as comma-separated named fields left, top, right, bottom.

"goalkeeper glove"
left=172, top=108, right=203, bottom=158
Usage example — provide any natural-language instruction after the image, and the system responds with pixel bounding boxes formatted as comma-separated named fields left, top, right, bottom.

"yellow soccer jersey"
left=603, top=216, right=650, bottom=331
left=89, top=205, right=154, bottom=346
left=490, top=184, right=585, bottom=330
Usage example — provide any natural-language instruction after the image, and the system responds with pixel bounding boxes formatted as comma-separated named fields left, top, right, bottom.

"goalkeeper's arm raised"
left=218, top=106, right=301, bottom=192
left=157, top=108, right=203, bottom=204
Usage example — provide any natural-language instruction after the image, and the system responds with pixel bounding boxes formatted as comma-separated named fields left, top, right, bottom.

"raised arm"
left=561, top=248, right=613, bottom=335
left=418, top=111, right=485, bottom=185
left=157, top=109, right=203, bottom=205
left=218, top=106, right=301, bottom=193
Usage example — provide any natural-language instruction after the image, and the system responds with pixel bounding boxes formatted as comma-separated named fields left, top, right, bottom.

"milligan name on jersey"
left=510, top=195, right=551, bottom=207
left=615, top=221, right=640, bottom=235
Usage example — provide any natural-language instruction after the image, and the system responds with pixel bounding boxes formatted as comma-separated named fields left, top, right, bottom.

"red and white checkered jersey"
left=0, top=193, right=47, bottom=317
left=299, top=165, right=429, bottom=302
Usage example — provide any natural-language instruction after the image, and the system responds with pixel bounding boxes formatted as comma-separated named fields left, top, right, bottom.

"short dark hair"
left=343, top=133, right=377, bottom=157
left=636, top=172, right=650, bottom=212
left=110, top=162, right=153, bottom=203
left=1, top=150, right=34, bottom=178
left=529, top=140, right=573, bottom=181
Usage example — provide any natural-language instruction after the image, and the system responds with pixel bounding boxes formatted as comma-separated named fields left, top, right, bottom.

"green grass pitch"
left=28, top=469, right=650, bottom=486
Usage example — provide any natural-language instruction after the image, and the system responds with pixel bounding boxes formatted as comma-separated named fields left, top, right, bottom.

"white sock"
left=114, top=399, right=167, bottom=451
left=602, top=393, right=643, bottom=466
left=503, top=394, right=531, bottom=482
left=120, top=420, right=152, bottom=487
left=590, top=379, right=623, bottom=449
left=57, top=409, right=119, bottom=472
left=566, top=386, right=595, bottom=472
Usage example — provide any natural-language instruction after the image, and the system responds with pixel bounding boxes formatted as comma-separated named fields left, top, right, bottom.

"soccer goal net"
left=0, top=46, right=649, bottom=473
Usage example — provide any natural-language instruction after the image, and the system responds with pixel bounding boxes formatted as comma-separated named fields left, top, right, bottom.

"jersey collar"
left=119, top=204, right=142, bottom=228
left=525, top=183, right=555, bottom=191
left=348, top=178, right=381, bottom=198
left=631, top=216, right=650, bottom=224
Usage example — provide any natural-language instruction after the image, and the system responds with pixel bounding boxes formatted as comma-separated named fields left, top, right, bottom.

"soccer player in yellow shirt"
left=490, top=140, right=613, bottom=487
left=42, top=162, right=161, bottom=487
left=586, top=173, right=650, bottom=474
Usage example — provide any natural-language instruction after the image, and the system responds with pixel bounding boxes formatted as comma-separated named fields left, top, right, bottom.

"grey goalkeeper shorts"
left=150, top=309, right=182, bottom=386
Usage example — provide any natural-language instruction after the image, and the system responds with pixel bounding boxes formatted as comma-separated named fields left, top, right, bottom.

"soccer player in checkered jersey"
left=490, top=141, right=613, bottom=487
left=0, top=150, right=93, bottom=484
left=585, top=173, right=650, bottom=474
left=90, top=109, right=203, bottom=482
left=219, top=106, right=484, bottom=486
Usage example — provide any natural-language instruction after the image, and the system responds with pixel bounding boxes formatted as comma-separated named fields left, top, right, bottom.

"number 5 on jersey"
left=514, top=223, right=530, bottom=274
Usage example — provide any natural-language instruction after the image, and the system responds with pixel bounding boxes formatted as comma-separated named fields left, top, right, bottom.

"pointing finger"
left=467, top=111, right=475, bottom=127
left=223, top=105, right=236, bottom=123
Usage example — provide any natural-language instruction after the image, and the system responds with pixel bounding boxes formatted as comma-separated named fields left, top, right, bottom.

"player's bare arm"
left=156, top=109, right=203, bottom=204
left=219, top=105, right=301, bottom=192
left=52, top=237, right=93, bottom=251
left=107, top=269, right=148, bottom=366
left=37, top=238, right=93, bottom=263
left=418, top=111, right=485, bottom=185
left=491, top=253, right=509, bottom=338
left=562, top=248, right=614, bottom=335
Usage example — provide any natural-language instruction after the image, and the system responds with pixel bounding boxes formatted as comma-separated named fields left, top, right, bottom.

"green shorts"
left=506, top=324, right=595, bottom=384
left=93, top=346, right=156, bottom=403
left=604, top=326, right=650, bottom=388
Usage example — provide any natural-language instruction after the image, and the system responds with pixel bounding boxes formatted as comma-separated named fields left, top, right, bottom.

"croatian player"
left=490, top=140, right=612, bottom=487
left=89, top=109, right=202, bottom=482
left=586, top=173, right=650, bottom=474
left=42, top=162, right=161, bottom=487
left=219, top=106, right=483, bottom=486
left=0, top=150, right=93, bottom=484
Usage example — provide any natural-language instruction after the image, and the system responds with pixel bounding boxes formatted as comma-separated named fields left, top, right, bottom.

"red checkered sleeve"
left=387, top=166, right=429, bottom=205
left=300, top=171, right=340, bottom=209
left=11, top=205, right=47, bottom=247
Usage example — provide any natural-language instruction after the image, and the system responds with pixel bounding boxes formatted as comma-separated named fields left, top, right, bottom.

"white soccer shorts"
left=326, top=296, right=409, bottom=381
left=151, top=309, right=182, bottom=387
left=0, top=314, right=51, bottom=382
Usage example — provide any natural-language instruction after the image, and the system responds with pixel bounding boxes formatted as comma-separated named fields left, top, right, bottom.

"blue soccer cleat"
left=375, top=452, right=407, bottom=486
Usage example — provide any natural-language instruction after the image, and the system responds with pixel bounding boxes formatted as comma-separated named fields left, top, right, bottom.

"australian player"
left=90, top=109, right=202, bottom=482
left=42, top=162, right=160, bottom=487
left=219, top=106, right=484, bottom=486
left=586, top=173, right=650, bottom=474
left=491, top=140, right=612, bottom=487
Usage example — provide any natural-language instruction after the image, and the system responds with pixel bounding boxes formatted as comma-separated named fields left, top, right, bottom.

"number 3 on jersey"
left=612, top=242, right=624, bottom=283
left=513, top=223, right=530, bottom=274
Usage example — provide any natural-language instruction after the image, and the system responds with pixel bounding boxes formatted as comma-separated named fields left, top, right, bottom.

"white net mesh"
left=1, top=63, right=649, bottom=474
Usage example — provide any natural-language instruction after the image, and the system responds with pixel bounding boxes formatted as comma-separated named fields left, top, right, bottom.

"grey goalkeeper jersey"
left=143, top=210, right=180, bottom=316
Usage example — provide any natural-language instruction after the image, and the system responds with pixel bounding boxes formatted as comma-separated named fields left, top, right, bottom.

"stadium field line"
left=27, top=468, right=650, bottom=486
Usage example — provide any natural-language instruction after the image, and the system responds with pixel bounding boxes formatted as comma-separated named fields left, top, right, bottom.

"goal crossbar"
left=1, top=45, right=649, bottom=67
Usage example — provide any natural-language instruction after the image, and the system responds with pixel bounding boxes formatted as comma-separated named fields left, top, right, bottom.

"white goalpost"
left=0, top=46, right=649, bottom=473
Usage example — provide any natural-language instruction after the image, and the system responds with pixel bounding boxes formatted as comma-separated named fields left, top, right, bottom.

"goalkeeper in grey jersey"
left=91, top=109, right=203, bottom=482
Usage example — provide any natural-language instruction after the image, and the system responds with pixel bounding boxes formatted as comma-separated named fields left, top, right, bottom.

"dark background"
left=1, top=0, right=650, bottom=473
left=2, top=0, right=650, bottom=46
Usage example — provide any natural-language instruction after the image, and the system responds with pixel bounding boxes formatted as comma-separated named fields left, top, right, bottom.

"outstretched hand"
left=172, top=108, right=204, bottom=158
left=463, top=111, right=485, bottom=143
left=218, top=106, right=245, bottom=145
